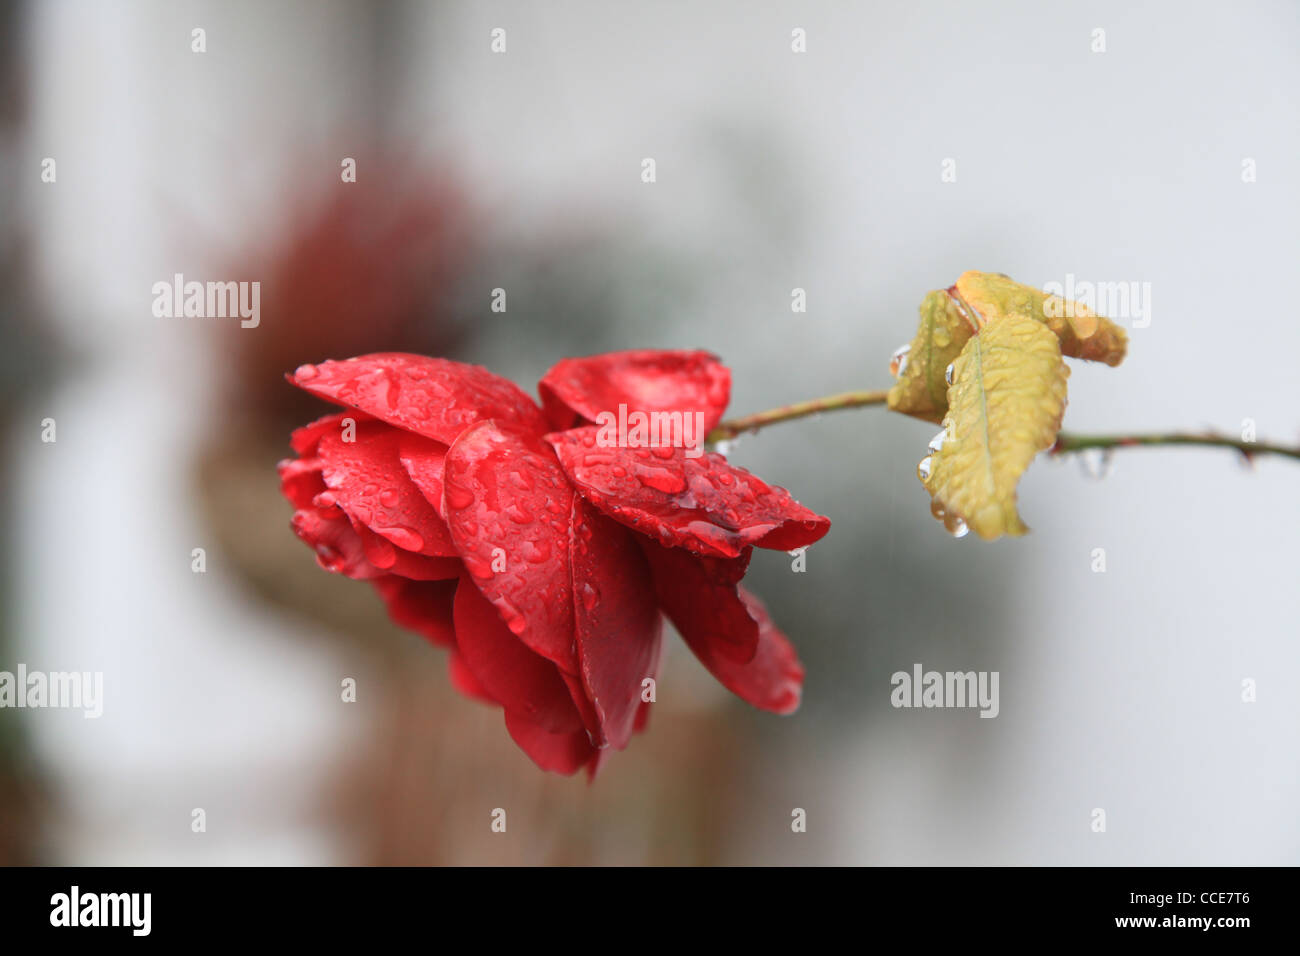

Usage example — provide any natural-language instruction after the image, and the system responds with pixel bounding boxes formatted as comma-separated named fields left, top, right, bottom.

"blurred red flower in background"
left=279, top=350, right=830, bottom=776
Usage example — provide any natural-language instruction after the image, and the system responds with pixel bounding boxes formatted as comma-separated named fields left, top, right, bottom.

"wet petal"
left=443, top=420, right=578, bottom=673
left=548, top=426, right=830, bottom=559
left=539, top=349, right=731, bottom=432
left=372, top=576, right=458, bottom=647
left=714, top=590, right=804, bottom=715
left=569, top=497, right=663, bottom=750
left=452, top=571, right=582, bottom=734
left=638, top=539, right=758, bottom=665
left=645, top=551, right=803, bottom=714
left=278, top=456, right=326, bottom=509
left=288, top=353, right=547, bottom=445
left=448, top=651, right=496, bottom=704
left=397, top=433, right=449, bottom=519
left=289, top=508, right=384, bottom=579
left=290, top=410, right=374, bottom=456
left=352, top=523, right=461, bottom=580
left=504, top=711, right=598, bottom=776
left=317, top=420, right=457, bottom=557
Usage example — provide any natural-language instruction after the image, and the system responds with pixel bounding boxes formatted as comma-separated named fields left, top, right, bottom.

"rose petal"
left=448, top=651, right=496, bottom=704
left=504, top=711, right=598, bottom=776
left=397, top=433, right=450, bottom=519
left=632, top=620, right=664, bottom=734
left=372, top=575, right=458, bottom=647
left=548, top=426, right=830, bottom=559
left=352, top=522, right=461, bottom=580
left=290, top=410, right=374, bottom=456
left=638, top=539, right=758, bottom=665
left=278, top=457, right=326, bottom=509
left=289, top=508, right=384, bottom=579
left=452, top=571, right=582, bottom=734
left=288, top=353, right=547, bottom=446
left=641, top=540, right=805, bottom=713
left=443, top=420, right=578, bottom=673
left=539, top=349, right=731, bottom=433
left=569, top=497, right=663, bottom=750
left=717, top=590, right=804, bottom=715
left=317, top=421, right=457, bottom=557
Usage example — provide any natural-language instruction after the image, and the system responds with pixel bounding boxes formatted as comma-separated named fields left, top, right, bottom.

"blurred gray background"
left=1, top=0, right=1296, bottom=864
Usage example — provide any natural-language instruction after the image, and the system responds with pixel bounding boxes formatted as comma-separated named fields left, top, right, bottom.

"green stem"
left=707, top=387, right=1300, bottom=463
left=706, top=389, right=891, bottom=442
left=1051, top=430, right=1300, bottom=462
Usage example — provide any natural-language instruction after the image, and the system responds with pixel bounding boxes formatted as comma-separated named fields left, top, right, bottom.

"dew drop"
left=380, top=527, right=424, bottom=552
left=295, top=363, right=319, bottom=381
left=889, top=343, right=911, bottom=378
left=636, top=468, right=686, bottom=494
left=945, top=363, right=955, bottom=386
left=445, top=484, right=475, bottom=510
left=314, top=543, right=342, bottom=571
left=944, top=514, right=969, bottom=538
left=928, top=429, right=947, bottom=453
left=505, top=502, right=533, bottom=524
left=917, top=455, right=933, bottom=481
left=713, top=440, right=734, bottom=457
left=579, top=582, right=599, bottom=611
left=378, top=488, right=399, bottom=508
left=1077, top=448, right=1115, bottom=481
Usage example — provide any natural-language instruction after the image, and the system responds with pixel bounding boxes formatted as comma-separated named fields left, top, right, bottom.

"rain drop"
left=295, top=363, right=320, bottom=381
left=378, top=488, right=399, bottom=508
left=928, top=429, right=946, bottom=453
left=381, top=527, right=424, bottom=553
left=445, top=484, right=475, bottom=510
left=1077, top=448, right=1115, bottom=481
left=944, top=363, right=955, bottom=386
left=944, top=514, right=969, bottom=538
left=889, top=343, right=911, bottom=378
left=917, top=455, right=932, bottom=481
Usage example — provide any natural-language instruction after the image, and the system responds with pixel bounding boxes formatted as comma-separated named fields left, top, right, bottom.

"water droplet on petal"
left=314, top=543, right=342, bottom=571
left=713, top=440, right=734, bottom=457
left=1078, top=448, right=1114, bottom=480
left=917, top=455, right=933, bottom=481
left=580, top=582, right=599, bottom=610
left=636, top=467, right=686, bottom=494
left=930, top=498, right=946, bottom=520
left=504, top=502, right=533, bottom=524
left=928, top=429, right=947, bottom=453
left=380, top=527, right=424, bottom=552
left=944, top=514, right=969, bottom=538
left=889, top=343, right=911, bottom=378
left=378, top=488, right=399, bottom=507
left=295, top=363, right=319, bottom=381
left=945, top=363, right=956, bottom=386
left=445, top=484, right=475, bottom=510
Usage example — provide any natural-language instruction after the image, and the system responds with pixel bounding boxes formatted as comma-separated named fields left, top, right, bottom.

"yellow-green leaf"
left=886, top=290, right=976, bottom=424
left=954, top=270, right=1128, bottom=367
left=921, top=312, right=1070, bottom=540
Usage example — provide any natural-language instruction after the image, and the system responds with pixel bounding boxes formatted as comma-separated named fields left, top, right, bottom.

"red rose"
left=279, top=350, right=829, bottom=776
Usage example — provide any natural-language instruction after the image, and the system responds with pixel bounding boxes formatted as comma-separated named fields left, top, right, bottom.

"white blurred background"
left=1, top=0, right=1296, bottom=864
